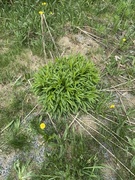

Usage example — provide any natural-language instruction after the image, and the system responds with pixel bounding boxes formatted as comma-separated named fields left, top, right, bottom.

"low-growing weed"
left=33, top=56, right=100, bottom=119
left=7, top=119, right=31, bottom=150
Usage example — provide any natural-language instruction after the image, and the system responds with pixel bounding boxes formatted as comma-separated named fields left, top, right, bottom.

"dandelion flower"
left=39, top=11, right=44, bottom=15
left=122, top=38, right=126, bottom=42
left=50, top=11, right=54, bottom=15
left=40, top=123, right=46, bottom=130
left=110, top=104, right=115, bottom=109
left=42, top=2, right=47, bottom=5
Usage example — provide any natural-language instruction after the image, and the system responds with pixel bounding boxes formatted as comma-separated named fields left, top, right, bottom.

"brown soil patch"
left=0, top=49, right=44, bottom=108
left=58, top=34, right=99, bottom=56
left=72, top=114, right=99, bottom=136
left=0, top=83, right=13, bottom=108
left=58, top=33, right=105, bottom=70
left=121, top=92, right=135, bottom=108
left=17, top=49, right=45, bottom=72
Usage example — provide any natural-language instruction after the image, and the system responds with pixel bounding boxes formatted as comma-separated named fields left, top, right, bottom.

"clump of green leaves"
left=7, top=119, right=31, bottom=150
left=33, top=56, right=100, bottom=119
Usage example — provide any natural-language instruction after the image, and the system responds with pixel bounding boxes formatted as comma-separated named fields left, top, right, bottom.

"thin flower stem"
left=22, top=104, right=39, bottom=123
left=89, top=116, right=127, bottom=146
left=102, top=78, right=135, bottom=90
left=72, top=115, right=135, bottom=178
left=47, top=113, right=60, bottom=137
left=0, top=120, right=14, bottom=134
left=41, top=15, right=47, bottom=61
left=42, top=14, right=60, bottom=57
left=77, top=117, right=133, bottom=156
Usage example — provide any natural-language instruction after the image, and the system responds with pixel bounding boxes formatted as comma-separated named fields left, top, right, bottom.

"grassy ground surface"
left=0, top=0, right=135, bottom=179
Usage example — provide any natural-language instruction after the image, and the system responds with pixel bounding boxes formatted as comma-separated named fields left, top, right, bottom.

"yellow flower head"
left=39, top=11, right=44, bottom=15
left=122, top=38, right=126, bottom=42
left=42, top=2, right=47, bottom=5
left=110, top=104, right=115, bottom=109
left=40, top=123, right=46, bottom=130
left=50, top=11, right=54, bottom=15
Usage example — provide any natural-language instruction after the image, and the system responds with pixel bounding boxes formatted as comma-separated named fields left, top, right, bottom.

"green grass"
left=0, top=0, right=135, bottom=179
left=31, top=127, right=102, bottom=180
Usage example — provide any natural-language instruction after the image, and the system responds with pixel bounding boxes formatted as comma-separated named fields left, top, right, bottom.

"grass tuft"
left=33, top=56, right=100, bottom=119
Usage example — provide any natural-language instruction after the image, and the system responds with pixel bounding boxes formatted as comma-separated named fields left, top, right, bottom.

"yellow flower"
left=39, top=11, right=44, bottom=15
left=40, top=123, right=46, bottom=130
left=110, top=104, right=115, bottom=109
left=42, top=2, right=47, bottom=5
left=122, top=38, right=126, bottom=42
left=50, top=11, right=54, bottom=15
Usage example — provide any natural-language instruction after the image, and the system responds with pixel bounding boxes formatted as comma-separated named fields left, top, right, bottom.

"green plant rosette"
left=33, top=56, right=100, bottom=119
